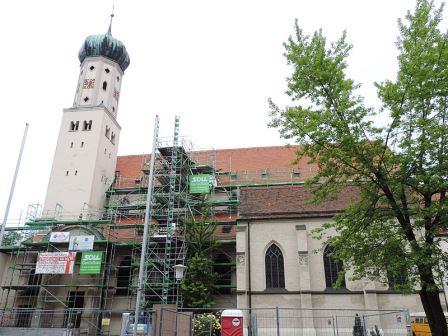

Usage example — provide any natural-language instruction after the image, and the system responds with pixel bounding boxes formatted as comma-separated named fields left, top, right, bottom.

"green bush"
left=194, top=312, right=221, bottom=336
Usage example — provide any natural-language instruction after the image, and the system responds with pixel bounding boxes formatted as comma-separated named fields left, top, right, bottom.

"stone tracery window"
left=323, top=245, right=346, bottom=288
left=265, top=243, right=285, bottom=289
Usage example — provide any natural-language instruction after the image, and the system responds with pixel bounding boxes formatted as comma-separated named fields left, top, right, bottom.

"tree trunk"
left=419, top=277, right=447, bottom=336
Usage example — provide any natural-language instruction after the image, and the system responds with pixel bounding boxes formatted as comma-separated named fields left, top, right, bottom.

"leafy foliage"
left=370, top=325, right=382, bottom=336
left=2, top=231, right=21, bottom=246
left=193, top=312, right=221, bottom=336
left=181, top=195, right=219, bottom=308
left=181, top=254, right=218, bottom=308
left=185, top=195, right=219, bottom=257
left=269, top=1, right=448, bottom=334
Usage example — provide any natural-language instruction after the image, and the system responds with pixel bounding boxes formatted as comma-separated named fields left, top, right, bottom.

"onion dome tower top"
left=78, top=13, right=130, bottom=72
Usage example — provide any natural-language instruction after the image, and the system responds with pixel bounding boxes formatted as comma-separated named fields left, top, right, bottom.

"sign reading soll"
left=79, top=251, right=103, bottom=274
left=189, top=174, right=211, bottom=194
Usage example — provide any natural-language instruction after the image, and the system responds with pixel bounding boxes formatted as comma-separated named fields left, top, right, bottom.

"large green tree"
left=269, top=1, right=448, bottom=334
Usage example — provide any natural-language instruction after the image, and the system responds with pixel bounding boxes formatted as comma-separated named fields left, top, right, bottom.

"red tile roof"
left=115, top=154, right=148, bottom=180
left=238, top=184, right=360, bottom=219
left=116, top=145, right=318, bottom=182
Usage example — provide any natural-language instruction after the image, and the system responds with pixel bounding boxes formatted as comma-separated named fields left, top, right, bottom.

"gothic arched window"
left=323, top=245, right=346, bottom=288
left=387, top=268, right=408, bottom=290
left=386, top=245, right=408, bottom=290
left=265, top=244, right=285, bottom=289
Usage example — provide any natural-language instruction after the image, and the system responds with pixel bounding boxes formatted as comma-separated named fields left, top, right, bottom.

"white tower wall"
left=74, top=56, right=123, bottom=118
left=43, top=55, right=123, bottom=219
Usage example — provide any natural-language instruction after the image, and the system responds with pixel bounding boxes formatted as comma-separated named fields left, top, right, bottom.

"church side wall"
left=236, top=217, right=446, bottom=313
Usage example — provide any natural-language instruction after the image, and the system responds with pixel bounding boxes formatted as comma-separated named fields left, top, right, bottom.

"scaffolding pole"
left=134, top=115, right=159, bottom=335
left=0, top=123, right=29, bottom=246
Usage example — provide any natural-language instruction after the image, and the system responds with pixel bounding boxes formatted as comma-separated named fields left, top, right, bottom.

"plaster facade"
left=236, top=217, right=447, bottom=313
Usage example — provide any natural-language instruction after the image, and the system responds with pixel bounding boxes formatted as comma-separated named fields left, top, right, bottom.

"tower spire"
left=107, top=5, right=115, bottom=34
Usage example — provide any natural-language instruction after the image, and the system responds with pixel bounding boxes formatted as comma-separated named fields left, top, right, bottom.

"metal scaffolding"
left=0, top=116, right=243, bottom=334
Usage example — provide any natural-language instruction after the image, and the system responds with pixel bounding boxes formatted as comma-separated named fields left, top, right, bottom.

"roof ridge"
left=210, top=144, right=301, bottom=151
left=117, top=153, right=149, bottom=157
left=118, top=145, right=301, bottom=158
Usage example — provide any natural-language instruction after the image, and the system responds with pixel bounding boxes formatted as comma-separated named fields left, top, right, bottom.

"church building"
left=0, top=17, right=444, bottom=336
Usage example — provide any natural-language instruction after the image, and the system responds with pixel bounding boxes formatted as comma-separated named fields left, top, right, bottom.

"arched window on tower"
left=83, top=120, right=92, bottom=131
left=116, top=256, right=132, bottom=296
left=103, top=81, right=107, bottom=91
left=213, top=253, right=232, bottom=294
left=265, top=244, right=285, bottom=289
left=323, top=245, right=346, bottom=288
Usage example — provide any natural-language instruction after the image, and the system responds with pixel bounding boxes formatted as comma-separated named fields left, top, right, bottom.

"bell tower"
left=43, top=17, right=130, bottom=219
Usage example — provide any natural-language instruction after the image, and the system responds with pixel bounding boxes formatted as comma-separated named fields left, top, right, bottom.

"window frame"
left=265, top=243, right=285, bottom=289
left=323, top=245, right=346, bottom=288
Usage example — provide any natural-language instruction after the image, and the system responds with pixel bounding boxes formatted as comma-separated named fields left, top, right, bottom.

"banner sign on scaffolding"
left=79, top=251, right=103, bottom=274
left=189, top=174, right=211, bottom=194
left=49, top=232, right=70, bottom=243
left=35, top=252, right=76, bottom=274
left=69, top=235, right=95, bottom=251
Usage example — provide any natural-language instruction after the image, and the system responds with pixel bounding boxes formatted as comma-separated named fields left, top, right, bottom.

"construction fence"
left=157, top=307, right=411, bottom=336
left=0, top=307, right=411, bottom=335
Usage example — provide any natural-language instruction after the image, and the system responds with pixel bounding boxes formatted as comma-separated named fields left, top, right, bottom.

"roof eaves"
left=237, top=210, right=341, bottom=221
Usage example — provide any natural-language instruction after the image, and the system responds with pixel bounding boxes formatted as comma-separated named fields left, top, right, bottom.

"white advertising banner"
left=49, top=232, right=70, bottom=243
left=35, top=252, right=76, bottom=274
left=69, top=235, right=94, bottom=251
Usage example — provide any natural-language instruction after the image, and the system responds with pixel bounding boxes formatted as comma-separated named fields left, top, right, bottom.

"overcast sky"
left=0, top=0, right=436, bottom=221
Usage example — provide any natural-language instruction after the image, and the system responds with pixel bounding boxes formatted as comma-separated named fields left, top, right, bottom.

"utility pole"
left=0, top=123, right=29, bottom=246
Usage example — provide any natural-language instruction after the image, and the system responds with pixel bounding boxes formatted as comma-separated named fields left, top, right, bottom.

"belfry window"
left=83, top=120, right=92, bottom=131
left=105, top=126, right=110, bottom=138
left=103, top=81, right=107, bottom=91
left=111, top=132, right=116, bottom=145
left=265, top=244, right=285, bottom=289
left=69, top=121, right=79, bottom=131
left=323, top=245, right=346, bottom=288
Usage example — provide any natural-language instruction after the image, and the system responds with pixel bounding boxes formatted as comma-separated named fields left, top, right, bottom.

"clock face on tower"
left=83, top=79, right=95, bottom=89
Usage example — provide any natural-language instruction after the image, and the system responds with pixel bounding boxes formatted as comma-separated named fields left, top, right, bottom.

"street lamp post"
left=174, top=264, right=187, bottom=310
